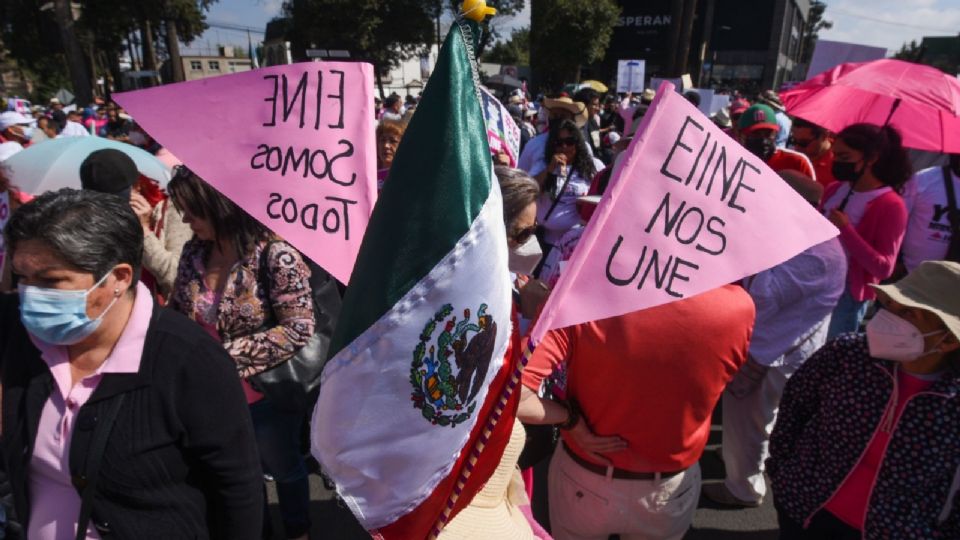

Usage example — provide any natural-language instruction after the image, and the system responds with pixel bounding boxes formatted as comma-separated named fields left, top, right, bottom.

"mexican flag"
left=310, top=19, right=516, bottom=539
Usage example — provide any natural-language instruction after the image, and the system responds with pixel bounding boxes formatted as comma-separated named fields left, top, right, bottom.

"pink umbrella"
left=781, top=59, right=960, bottom=153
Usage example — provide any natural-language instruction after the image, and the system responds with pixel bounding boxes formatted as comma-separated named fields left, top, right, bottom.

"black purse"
left=250, top=242, right=343, bottom=412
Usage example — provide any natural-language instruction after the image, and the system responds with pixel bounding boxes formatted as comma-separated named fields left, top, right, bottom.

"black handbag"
left=250, top=242, right=343, bottom=412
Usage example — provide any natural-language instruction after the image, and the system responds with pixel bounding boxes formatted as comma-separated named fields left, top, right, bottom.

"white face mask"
left=866, top=309, right=946, bottom=362
left=508, top=236, right=543, bottom=276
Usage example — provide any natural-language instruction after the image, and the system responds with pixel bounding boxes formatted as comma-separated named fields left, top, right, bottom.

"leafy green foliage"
left=481, top=26, right=528, bottom=65
left=529, top=0, right=619, bottom=90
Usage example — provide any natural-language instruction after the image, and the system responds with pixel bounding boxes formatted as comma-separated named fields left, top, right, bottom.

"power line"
left=828, top=7, right=960, bottom=33
left=206, top=20, right=266, bottom=34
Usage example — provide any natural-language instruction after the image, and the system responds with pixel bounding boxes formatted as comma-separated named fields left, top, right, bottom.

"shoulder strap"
left=944, top=166, right=958, bottom=218
left=542, top=172, right=574, bottom=222
left=75, top=394, right=126, bottom=540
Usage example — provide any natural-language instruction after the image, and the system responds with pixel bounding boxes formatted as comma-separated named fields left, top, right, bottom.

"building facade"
left=179, top=47, right=253, bottom=81
left=597, top=0, right=810, bottom=93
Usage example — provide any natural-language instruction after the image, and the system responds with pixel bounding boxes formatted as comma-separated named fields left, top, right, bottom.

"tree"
left=799, top=0, right=832, bottom=65
left=481, top=27, right=528, bottom=65
left=529, top=0, right=620, bottom=90
left=446, top=0, right=524, bottom=58
left=893, top=40, right=923, bottom=62
left=284, top=0, right=435, bottom=97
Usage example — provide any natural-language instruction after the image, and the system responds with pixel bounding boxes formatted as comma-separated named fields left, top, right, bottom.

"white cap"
left=607, top=132, right=622, bottom=145
left=0, top=111, right=35, bottom=130
left=0, top=141, right=23, bottom=162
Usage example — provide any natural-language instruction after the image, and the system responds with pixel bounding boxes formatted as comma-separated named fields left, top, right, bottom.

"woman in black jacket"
left=0, top=189, right=262, bottom=539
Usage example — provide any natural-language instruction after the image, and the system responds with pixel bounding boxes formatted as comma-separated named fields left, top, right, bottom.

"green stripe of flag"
left=330, top=21, right=492, bottom=357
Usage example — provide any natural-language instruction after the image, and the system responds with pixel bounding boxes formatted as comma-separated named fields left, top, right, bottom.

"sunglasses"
left=511, top=224, right=538, bottom=244
left=557, top=137, right=578, bottom=147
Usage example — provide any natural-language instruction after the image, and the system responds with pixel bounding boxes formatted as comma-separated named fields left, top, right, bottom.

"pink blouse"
left=27, top=283, right=153, bottom=540
left=192, top=286, right=263, bottom=404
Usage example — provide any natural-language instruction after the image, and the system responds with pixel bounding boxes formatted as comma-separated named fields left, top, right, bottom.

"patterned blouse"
left=169, top=238, right=315, bottom=379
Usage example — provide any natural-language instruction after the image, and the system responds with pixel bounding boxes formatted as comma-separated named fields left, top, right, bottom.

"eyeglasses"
left=511, top=224, right=538, bottom=244
left=557, top=137, right=578, bottom=147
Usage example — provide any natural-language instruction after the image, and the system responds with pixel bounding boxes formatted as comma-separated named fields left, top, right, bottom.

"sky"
left=189, top=0, right=957, bottom=57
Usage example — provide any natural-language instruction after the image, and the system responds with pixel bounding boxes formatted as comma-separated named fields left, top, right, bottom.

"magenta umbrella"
left=781, top=59, right=960, bottom=153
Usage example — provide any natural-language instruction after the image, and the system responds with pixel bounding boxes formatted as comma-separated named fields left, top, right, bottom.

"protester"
left=790, top=117, right=837, bottom=190
left=703, top=172, right=847, bottom=509
left=758, top=90, right=791, bottom=148
left=728, top=98, right=750, bottom=131
left=768, top=261, right=960, bottom=539
left=79, top=149, right=191, bottom=299
left=0, top=111, right=35, bottom=146
left=534, top=118, right=603, bottom=257
left=31, top=116, right=52, bottom=143
left=900, top=154, right=960, bottom=270
left=599, top=94, right=625, bottom=136
left=821, top=123, right=912, bottom=338
left=100, top=105, right=131, bottom=141
left=381, top=94, right=404, bottom=122
left=573, top=88, right=602, bottom=160
left=376, top=120, right=405, bottom=190
left=84, top=106, right=108, bottom=136
left=518, top=284, right=755, bottom=540
left=517, top=96, right=589, bottom=175
left=738, top=104, right=815, bottom=179
left=167, top=168, right=315, bottom=540
left=48, top=97, right=63, bottom=111
left=0, top=188, right=263, bottom=538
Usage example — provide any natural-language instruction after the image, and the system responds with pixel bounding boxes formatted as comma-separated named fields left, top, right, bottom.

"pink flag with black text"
left=530, top=82, right=838, bottom=342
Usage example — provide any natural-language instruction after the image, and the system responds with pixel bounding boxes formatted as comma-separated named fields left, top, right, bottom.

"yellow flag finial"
left=461, top=0, right=496, bottom=23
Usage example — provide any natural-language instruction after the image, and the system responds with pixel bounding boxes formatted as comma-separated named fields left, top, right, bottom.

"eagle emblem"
left=410, top=303, right=498, bottom=428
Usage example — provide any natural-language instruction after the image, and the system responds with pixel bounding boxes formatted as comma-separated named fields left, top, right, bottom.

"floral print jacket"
left=768, top=333, right=960, bottom=539
left=170, top=238, right=315, bottom=379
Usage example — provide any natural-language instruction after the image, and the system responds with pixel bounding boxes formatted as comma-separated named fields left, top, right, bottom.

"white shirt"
left=744, top=237, right=847, bottom=367
left=901, top=166, right=958, bottom=271
left=58, top=120, right=90, bottom=138
left=822, top=183, right=892, bottom=228
left=517, top=131, right=595, bottom=177
left=536, top=158, right=604, bottom=246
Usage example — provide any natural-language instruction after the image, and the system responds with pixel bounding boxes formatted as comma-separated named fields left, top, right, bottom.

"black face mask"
left=832, top=160, right=863, bottom=183
left=744, top=137, right=776, bottom=162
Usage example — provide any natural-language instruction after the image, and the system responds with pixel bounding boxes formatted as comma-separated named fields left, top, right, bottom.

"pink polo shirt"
left=27, top=282, right=153, bottom=540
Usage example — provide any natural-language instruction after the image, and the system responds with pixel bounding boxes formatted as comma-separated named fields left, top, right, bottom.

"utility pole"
left=675, top=0, right=699, bottom=80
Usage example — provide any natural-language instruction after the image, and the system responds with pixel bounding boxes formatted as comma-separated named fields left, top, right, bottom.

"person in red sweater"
left=821, top=123, right=912, bottom=339
left=737, top=104, right=816, bottom=180
left=518, top=286, right=755, bottom=540
left=790, top=118, right=837, bottom=191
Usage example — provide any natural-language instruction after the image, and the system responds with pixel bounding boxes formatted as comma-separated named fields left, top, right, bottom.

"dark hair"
left=573, top=88, right=599, bottom=105
left=167, top=166, right=271, bottom=258
left=836, top=123, right=912, bottom=192
left=5, top=188, right=142, bottom=286
left=384, top=95, right=401, bottom=108
left=791, top=117, right=827, bottom=138
left=544, top=119, right=597, bottom=182
left=494, top=166, right=540, bottom=231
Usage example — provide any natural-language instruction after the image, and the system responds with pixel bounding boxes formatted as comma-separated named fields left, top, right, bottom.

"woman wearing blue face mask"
left=767, top=261, right=960, bottom=539
left=0, top=189, right=263, bottom=539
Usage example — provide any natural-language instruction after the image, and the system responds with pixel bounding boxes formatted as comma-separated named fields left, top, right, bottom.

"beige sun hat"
left=871, top=261, right=960, bottom=339
left=542, top=96, right=588, bottom=128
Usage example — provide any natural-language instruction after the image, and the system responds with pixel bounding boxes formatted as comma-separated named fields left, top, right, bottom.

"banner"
left=530, top=82, right=838, bottom=342
left=480, top=86, right=521, bottom=167
left=114, top=62, right=377, bottom=284
left=807, top=40, right=886, bottom=80
left=616, top=60, right=646, bottom=93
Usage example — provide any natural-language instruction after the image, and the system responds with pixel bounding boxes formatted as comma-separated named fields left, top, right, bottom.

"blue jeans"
left=827, top=287, right=870, bottom=340
left=250, top=398, right=310, bottom=538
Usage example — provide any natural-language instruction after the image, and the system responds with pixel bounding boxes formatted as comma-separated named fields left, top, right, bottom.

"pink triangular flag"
left=115, top=62, right=377, bottom=284
left=531, top=82, right=838, bottom=342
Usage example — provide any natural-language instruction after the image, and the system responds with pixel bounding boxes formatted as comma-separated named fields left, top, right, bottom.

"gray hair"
left=5, top=188, right=143, bottom=285
left=494, top=166, right=539, bottom=231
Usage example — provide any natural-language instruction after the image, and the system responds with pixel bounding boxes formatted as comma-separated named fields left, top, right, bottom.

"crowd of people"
left=0, top=69, right=959, bottom=540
